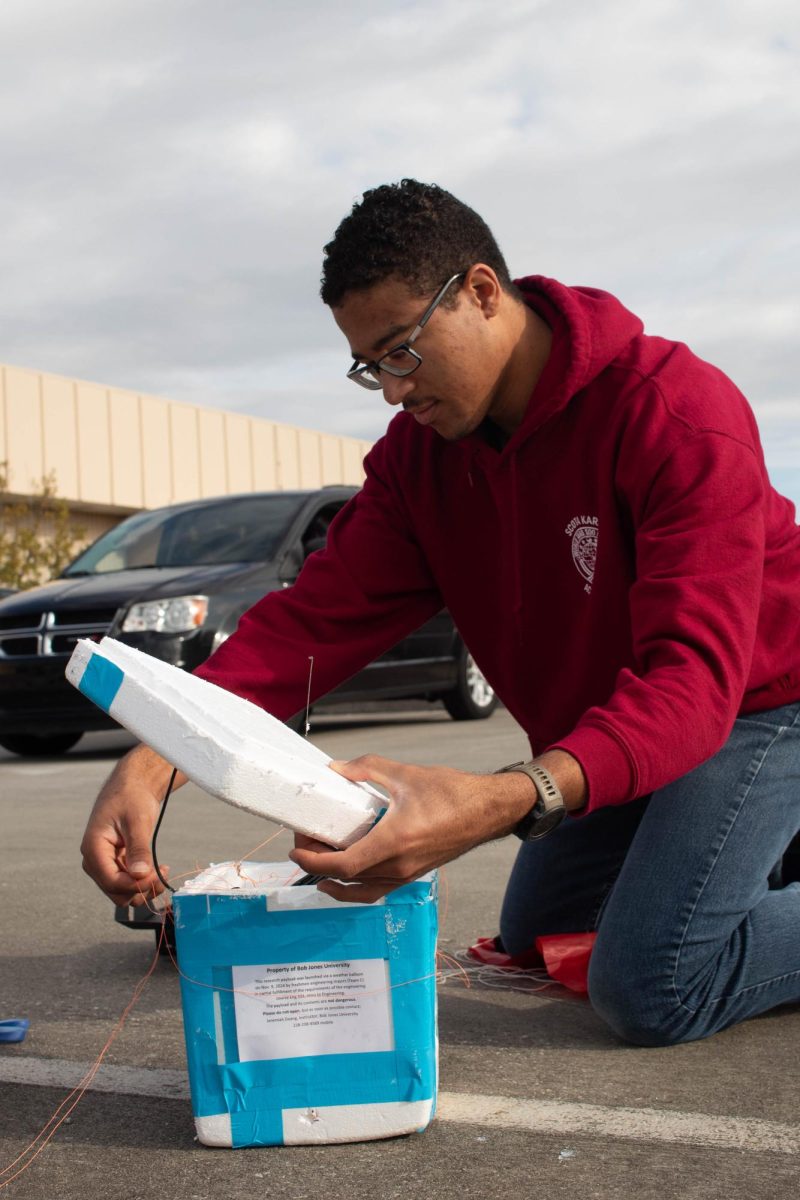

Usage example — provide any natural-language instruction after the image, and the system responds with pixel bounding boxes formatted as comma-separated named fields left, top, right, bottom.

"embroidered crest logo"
left=565, top=515, right=598, bottom=593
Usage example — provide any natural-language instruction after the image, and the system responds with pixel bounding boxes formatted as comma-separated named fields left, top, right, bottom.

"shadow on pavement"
left=438, top=987, right=615, bottom=1051
left=2, top=943, right=181, bottom=1023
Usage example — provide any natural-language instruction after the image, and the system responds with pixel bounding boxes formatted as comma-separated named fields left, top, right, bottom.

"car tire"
left=0, top=732, right=84, bottom=757
left=442, top=647, right=498, bottom=721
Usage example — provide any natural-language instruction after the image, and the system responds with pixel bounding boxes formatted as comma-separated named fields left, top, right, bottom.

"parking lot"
left=1, top=707, right=799, bottom=1199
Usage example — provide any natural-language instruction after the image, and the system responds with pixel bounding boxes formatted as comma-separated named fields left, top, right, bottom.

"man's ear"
left=463, top=263, right=503, bottom=319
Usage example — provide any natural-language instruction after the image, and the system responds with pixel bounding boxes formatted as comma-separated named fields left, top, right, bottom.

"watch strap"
left=495, top=760, right=567, bottom=840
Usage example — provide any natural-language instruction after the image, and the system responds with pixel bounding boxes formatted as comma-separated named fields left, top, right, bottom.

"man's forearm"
left=99, top=742, right=187, bottom=805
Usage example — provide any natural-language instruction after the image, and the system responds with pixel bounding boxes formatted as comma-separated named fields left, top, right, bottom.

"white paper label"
left=231, top=958, right=395, bottom=1062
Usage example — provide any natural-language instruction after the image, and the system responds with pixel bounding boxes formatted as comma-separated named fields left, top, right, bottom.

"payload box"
left=173, top=862, right=438, bottom=1146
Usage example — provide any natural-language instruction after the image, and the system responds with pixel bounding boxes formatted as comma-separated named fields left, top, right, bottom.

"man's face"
left=332, top=273, right=507, bottom=441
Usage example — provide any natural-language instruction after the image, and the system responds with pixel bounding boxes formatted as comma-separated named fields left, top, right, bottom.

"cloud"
left=0, top=0, right=797, bottom=496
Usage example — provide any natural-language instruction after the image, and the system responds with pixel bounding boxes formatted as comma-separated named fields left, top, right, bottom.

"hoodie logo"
left=565, top=515, right=598, bottom=593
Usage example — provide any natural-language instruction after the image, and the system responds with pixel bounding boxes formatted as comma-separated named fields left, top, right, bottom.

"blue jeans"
left=499, top=702, right=800, bottom=1045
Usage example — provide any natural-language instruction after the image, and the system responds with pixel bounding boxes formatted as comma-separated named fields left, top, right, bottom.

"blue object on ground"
left=0, top=1019, right=30, bottom=1043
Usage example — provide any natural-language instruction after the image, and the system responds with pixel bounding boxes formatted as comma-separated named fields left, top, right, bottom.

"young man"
left=81, top=180, right=800, bottom=1046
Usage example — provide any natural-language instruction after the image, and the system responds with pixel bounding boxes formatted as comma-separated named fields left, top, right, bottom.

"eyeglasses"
left=346, top=272, right=465, bottom=390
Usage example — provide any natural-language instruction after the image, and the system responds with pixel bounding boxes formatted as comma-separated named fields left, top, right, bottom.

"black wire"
left=290, top=656, right=326, bottom=887
left=149, top=661, right=321, bottom=892
left=151, top=767, right=177, bottom=893
left=150, top=763, right=320, bottom=890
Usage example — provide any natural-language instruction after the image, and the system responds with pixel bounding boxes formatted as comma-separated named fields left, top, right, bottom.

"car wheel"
left=442, top=648, right=497, bottom=721
left=0, top=732, right=84, bottom=757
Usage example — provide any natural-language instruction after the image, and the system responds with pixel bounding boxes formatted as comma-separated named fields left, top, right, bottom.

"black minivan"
left=0, top=487, right=496, bottom=755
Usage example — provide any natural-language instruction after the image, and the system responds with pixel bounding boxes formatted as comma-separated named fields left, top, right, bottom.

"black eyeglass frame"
left=346, top=272, right=465, bottom=391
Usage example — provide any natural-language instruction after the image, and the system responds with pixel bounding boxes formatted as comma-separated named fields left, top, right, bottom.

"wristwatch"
left=495, top=761, right=568, bottom=840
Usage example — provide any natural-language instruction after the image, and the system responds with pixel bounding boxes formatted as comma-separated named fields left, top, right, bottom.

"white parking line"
left=1, top=1056, right=798, bottom=1154
left=438, top=1091, right=800, bottom=1154
left=0, top=1057, right=190, bottom=1100
left=1, top=765, right=64, bottom=776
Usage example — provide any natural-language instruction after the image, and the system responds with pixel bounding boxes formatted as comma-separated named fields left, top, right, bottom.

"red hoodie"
left=196, top=277, right=800, bottom=813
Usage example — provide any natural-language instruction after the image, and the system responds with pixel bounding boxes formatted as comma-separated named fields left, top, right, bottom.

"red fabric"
left=466, top=935, right=544, bottom=970
left=196, top=276, right=800, bottom=812
left=535, top=933, right=597, bottom=994
left=466, top=933, right=596, bottom=993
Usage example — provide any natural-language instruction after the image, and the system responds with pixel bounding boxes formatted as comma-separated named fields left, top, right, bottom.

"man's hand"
left=80, top=744, right=185, bottom=907
left=289, top=754, right=543, bottom=904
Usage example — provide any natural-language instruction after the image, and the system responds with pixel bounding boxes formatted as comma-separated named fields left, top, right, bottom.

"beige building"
left=0, top=362, right=373, bottom=544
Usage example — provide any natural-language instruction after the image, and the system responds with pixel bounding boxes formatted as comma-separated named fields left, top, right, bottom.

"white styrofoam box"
left=173, top=862, right=438, bottom=1147
left=65, top=637, right=384, bottom=846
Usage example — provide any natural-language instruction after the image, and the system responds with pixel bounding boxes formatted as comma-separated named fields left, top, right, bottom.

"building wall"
left=0, top=363, right=373, bottom=538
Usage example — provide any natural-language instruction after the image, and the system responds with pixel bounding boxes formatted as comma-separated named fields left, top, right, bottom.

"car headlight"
left=121, top=595, right=209, bottom=634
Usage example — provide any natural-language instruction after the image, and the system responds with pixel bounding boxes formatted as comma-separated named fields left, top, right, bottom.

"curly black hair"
left=320, top=179, right=518, bottom=306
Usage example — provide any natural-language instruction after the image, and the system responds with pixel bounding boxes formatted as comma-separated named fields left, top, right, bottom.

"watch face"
left=525, top=805, right=567, bottom=840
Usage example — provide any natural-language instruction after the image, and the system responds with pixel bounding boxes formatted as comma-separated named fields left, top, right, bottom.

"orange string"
left=435, top=948, right=472, bottom=988
left=159, top=893, right=448, bottom=1004
left=2, top=853, right=459, bottom=1188
left=236, top=826, right=289, bottom=862
left=165, top=825, right=288, bottom=888
left=0, top=926, right=165, bottom=1192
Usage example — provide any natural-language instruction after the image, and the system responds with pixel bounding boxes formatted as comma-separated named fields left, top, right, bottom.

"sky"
left=1, top=0, right=799, bottom=502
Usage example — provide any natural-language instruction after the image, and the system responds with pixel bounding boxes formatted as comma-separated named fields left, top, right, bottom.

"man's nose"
left=381, top=373, right=415, bottom=407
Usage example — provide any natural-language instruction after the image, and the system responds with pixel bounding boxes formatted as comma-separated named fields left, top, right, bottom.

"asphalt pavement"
left=1, top=707, right=798, bottom=1199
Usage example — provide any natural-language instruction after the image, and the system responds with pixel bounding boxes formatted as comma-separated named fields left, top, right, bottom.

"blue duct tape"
left=176, top=887, right=430, bottom=967
left=77, top=654, right=124, bottom=713
left=223, top=1049, right=437, bottom=1145
left=230, top=1108, right=284, bottom=1148
left=174, top=879, right=438, bottom=1144
left=212, top=966, right=240, bottom=1062
left=221, top=1047, right=433, bottom=1109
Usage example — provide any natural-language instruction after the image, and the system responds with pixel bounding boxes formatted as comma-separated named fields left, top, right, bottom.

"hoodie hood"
left=482, top=275, right=646, bottom=454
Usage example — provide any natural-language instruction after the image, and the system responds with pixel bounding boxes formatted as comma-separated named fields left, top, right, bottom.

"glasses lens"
left=347, top=363, right=382, bottom=390
left=378, top=347, right=421, bottom=378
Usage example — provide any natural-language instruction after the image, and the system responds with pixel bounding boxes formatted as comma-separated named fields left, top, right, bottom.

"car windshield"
left=63, top=494, right=305, bottom=575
